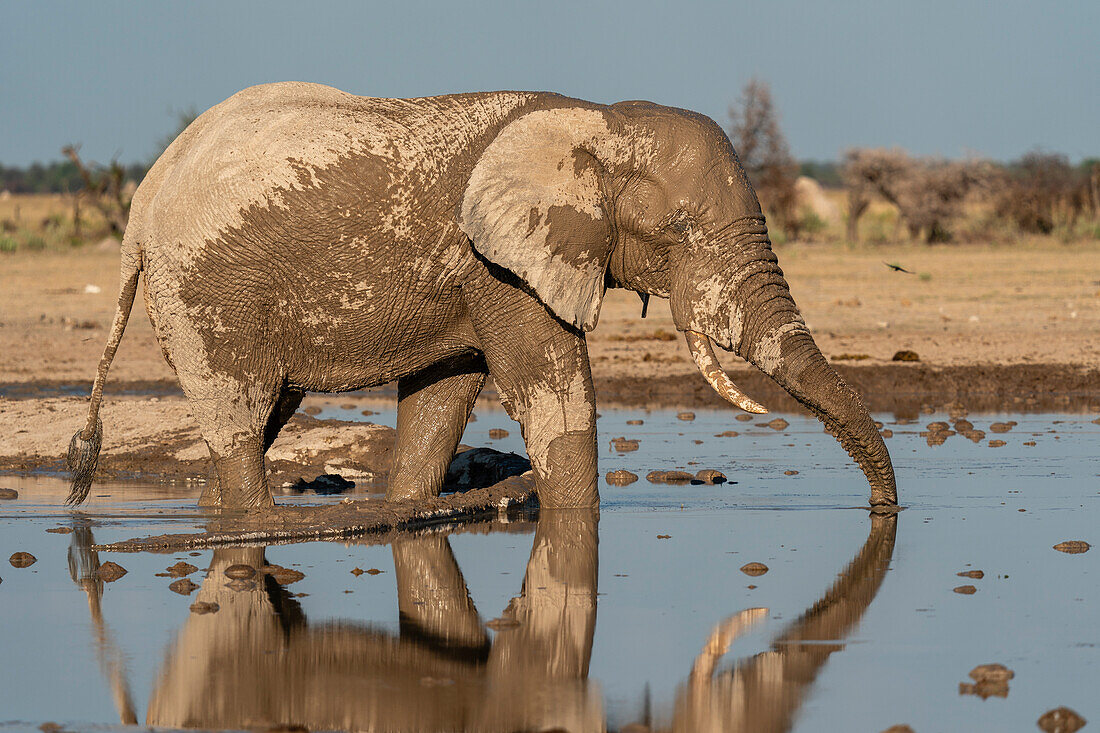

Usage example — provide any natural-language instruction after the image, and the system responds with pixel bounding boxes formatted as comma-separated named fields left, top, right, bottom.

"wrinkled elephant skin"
left=67, top=82, right=896, bottom=509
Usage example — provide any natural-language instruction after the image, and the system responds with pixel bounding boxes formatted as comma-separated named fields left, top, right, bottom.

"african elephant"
left=67, top=81, right=896, bottom=509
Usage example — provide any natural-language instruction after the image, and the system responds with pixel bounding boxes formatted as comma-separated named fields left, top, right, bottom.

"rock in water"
left=740, top=562, right=769, bottom=576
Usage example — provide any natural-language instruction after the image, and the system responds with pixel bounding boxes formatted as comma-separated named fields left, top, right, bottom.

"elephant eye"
left=659, top=210, right=693, bottom=241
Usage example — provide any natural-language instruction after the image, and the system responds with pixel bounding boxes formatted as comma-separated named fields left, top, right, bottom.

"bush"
left=994, top=152, right=1097, bottom=234
left=843, top=148, right=990, bottom=243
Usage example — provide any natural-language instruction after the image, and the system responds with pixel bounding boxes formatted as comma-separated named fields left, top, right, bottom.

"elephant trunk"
left=734, top=278, right=897, bottom=504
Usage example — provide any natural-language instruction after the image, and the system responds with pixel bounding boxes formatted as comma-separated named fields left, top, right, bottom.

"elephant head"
left=460, top=101, right=896, bottom=505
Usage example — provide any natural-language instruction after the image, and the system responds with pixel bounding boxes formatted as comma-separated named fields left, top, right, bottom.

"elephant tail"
left=67, top=236, right=144, bottom=506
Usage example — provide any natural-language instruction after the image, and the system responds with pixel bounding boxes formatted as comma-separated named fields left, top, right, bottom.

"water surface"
left=1, top=409, right=1096, bottom=731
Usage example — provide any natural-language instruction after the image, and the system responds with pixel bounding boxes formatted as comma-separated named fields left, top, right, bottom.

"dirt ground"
left=1, top=242, right=1099, bottom=475
left=2, top=241, right=1098, bottom=385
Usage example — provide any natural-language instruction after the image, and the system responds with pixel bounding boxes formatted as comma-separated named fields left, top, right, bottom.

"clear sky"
left=2, top=0, right=1097, bottom=167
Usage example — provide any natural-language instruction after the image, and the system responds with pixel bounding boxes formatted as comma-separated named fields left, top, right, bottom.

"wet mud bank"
left=0, top=396, right=529, bottom=491
left=93, top=472, right=537, bottom=552
left=5, top=362, right=1100, bottom=415
left=595, top=363, right=1100, bottom=415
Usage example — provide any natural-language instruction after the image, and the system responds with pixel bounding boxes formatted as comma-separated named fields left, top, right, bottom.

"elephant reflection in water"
left=145, top=511, right=602, bottom=731
left=72, top=510, right=895, bottom=732
left=666, top=513, right=898, bottom=733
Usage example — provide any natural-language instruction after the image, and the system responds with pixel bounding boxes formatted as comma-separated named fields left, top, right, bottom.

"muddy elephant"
left=67, top=81, right=896, bottom=509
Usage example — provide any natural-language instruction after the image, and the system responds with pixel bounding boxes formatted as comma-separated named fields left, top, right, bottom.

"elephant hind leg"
left=185, top=375, right=283, bottom=509
left=388, top=353, right=487, bottom=502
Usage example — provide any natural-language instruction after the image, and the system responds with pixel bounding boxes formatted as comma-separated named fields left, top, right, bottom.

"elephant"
left=70, top=504, right=896, bottom=731
left=66, top=81, right=897, bottom=510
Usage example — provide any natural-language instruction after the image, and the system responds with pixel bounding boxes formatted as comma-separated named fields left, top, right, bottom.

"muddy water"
left=1, top=409, right=1096, bottom=732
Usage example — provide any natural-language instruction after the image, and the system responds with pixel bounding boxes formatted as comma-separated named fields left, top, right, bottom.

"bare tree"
left=62, top=145, right=131, bottom=237
left=728, top=79, right=799, bottom=235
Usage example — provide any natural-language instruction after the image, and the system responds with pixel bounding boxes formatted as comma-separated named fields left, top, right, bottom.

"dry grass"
left=0, top=193, right=116, bottom=252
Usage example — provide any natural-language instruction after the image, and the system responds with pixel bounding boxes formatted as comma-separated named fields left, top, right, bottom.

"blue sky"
left=2, top=0, right=1097, bottom=166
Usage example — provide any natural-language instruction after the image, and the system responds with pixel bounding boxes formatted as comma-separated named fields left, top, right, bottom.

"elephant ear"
left=460, top=108, right=617, bottom=331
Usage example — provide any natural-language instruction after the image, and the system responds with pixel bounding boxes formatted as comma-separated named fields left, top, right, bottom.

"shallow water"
left=1, top=408, right=1096, bottom=731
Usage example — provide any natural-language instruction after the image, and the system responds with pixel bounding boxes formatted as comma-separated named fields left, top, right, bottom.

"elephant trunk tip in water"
left=684, top=331, right=768, bottom=414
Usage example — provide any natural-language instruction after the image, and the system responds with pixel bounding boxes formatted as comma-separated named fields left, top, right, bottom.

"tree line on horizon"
left=2, top=91, right=1099, bottom=247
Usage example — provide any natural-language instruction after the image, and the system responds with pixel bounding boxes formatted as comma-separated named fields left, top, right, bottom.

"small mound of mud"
left=957, top=569, right=984, bottom=579
left=610, top=437, right=640, bottom=452
left=735, top=414, right=753, bottom=422
left=444, top=448, right=530, bottom=492
left=190, top=601, right=219, bottom=614
left=626, top=419, right=644, bottom=425
left=9, top=551, right=36, bottom=568
left=96, top=561, right=127, bottom=582
left=261, top=564, right=305, bottom=584
left=926, top=421, right=950, bottom=431
left=765, top=418, right=789, bottom=431
left=988, top=439, right=1006, bottom=447
left=45, top=527, right=72, bottom=534
left=606, top=469, right=639, bottom=486
left=693, top=469, right=726, bottom=484
left=288, top=473, right=354, bottom=494
left=715, top=430, right=739, bottom=437
left=953, top=585, right=977, bottom=595
left=959, top=663, right=1013, bottom=699
left=677, top=411, right=695, bottom=421
left=892, top=350, right=920, bottom=362
left=488, top=428, right=509, bottom=439
left=646, top=470, right=694, bottom=485
left=0, top=488, right=17, bottom=500
left=1053, top=540, right=1090, bottom=554
left=166, top=561, right=198, bottom=577
left=740, top=562, right=769, bottom=576
left=169, top=578, right=199, bottom=595
left=784, top=469, right=799, bottom=476
left=1037, top=707, right=1087, bottom=733
left=989, top=421, right=1017, bottom=433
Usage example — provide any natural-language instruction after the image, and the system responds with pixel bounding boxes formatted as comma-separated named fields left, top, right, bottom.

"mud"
left=1037, top=707, right=1087, bottom=733
left=91, top=472, right=536, bottom=552
left=8, top=551, right=35, bottom=568
left=605, top=469, right=638, bottom=486
left=1053, top=541, right=1090, bottom=554
left=0, top=396, right=528, bottom=494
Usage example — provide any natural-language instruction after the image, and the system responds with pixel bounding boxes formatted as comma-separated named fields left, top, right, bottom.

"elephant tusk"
left=685, top=331, right=768, bottom=414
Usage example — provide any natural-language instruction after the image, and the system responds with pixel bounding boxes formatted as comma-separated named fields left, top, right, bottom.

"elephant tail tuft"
left=67, top=236, right=142, bottom=506
left=67, top=418, right=103, bottom=505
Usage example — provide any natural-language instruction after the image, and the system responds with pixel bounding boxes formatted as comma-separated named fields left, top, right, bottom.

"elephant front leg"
left=473, top=327, right=599, bottom=509
left=388, top=354, right=487, bottom=502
